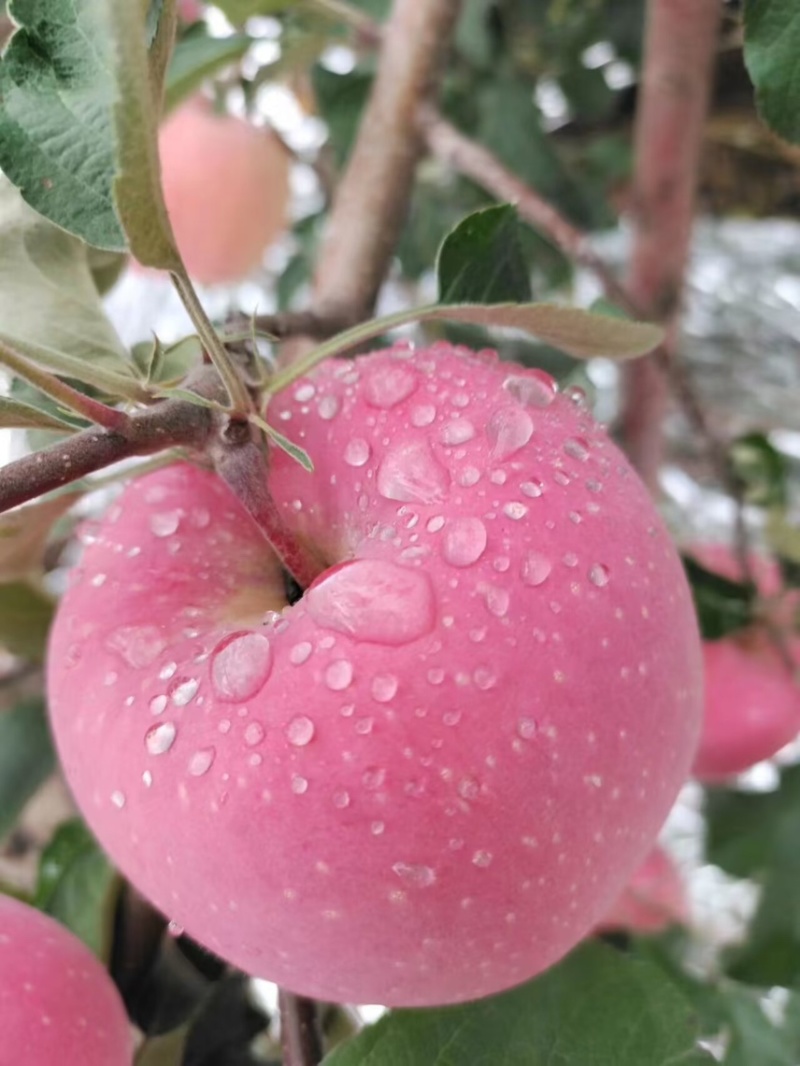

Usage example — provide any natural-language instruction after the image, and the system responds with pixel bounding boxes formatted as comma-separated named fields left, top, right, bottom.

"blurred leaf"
left=136, top=1026, right=190, bottom=1066
left=730, top=433, right=788, bottom=509
left=765, top=511, right=800, bottom=590
left=0, top=491, right=81, bottom=580
left=165, top=26, right=252, bottom=113
left=0, top=397, right=76, bottom=432
left=706, top=765, right=800, bottom=987
left=251, top=416, right=314, bottom=471
left=682, top=556, right=757, bottom=641
left=0, top=582, right=55, bottom=661
left=437, top=204, right=532, bottom=304
left=312, top=66, right=373, bottom=167
left=87, top=246, right=130, bottom=296
left=744, top=0, right=800, bottom=145
left=0, top=698, right=55, bottom=840
left=213, top=0, right=295, bottom=22
left=322, top=941, right=710, bottom=1066
left=34, top=818, right=119, bottom=960
left=134, top=334, right=204, bottom=386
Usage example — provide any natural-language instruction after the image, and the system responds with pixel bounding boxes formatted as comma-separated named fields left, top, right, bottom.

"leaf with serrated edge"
left=0, top=397, right=77, bottom=432
left=0, top=491, right=83, bottom=581
left=268, top=302, right=663, bottom=394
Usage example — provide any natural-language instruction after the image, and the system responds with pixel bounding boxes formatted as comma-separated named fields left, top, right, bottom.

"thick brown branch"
left=311, top=0, right=462, bottom=324
left=619, top=0, right=724, bottom=489
left=279, top=989, right=323, bottom=1066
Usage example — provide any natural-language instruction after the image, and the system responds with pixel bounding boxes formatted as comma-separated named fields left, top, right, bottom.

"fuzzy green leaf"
left=0, top=397, right=77, bottom=432
left=744, top=0, right=800, bottom=145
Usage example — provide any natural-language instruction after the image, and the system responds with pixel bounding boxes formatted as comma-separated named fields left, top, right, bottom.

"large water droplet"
left=150, top=511, right=181, bottom=538
left=440, top=419, right=475, bottom=446
left=371, top=674, right=398, bottom=703
left=443, top=517, right=487, bottom=568
left=188, top=748, right=215, bottom=776
left=521, top=552, right=552, bottom=587
left=286, top=715, right=315, bottom=746
left=344, top=438, right=371, bottom=467
left=392, top=862, right=436, bottom=888
left=106, top=625, right=166, bottom=668
left=503, top=370, right=557, bottom=408
left=307, top=559, right=436, bottom=646
left=146, top=721, right=177, bottom=755
left=364, top=363, right=418, bottom=408
left=325, top=659, right=354, bottom=691
left=377, top=441, right=450, bottom=504
left=487, top=406, right=534, bottom=461
left=211, top=632, right=272, bottom=702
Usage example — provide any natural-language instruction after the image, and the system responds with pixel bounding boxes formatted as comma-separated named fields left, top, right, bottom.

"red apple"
left=595, top=846, right=688, bottom=934
left=48, top=344, right=703, bottom=1006
left=689, top=544, right=800, bottom=781
left=178, top=0, right=203, bottom=21
left=0, top=894, right=132, bottom=1065
left=158, top=97, right=289, bottom=285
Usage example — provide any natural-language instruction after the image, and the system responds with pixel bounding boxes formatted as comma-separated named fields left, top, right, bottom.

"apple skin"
left=0, top=894, right=132, bottom=1066
left=48, top=343, right=703, bottom=1006
left=178, top=0, right=203, bottom=20
left=158, top=97, right=289, bottom=285
left=595, top=846, right=688, bottom=934
left=688, top=545, right=800, bottom=782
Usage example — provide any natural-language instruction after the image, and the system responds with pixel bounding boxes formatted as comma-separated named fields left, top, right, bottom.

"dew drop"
left=521, top=552, right=552, bottom=587
left=167, top=920, right=184, bottom=937
left=291, top=775, right=309, bottom=795
left=110, top=790, right=126, bottom=809
left=458, top=466, right=481, bottom=487
left=307, top=559, right=436, bottom=646
left=487, top=405, right=534, bottom=461
left=344, top=438, right=371, bottom=467
left=443, top=517, right=487, bottom=568
left=318, top=395, right=340, bottom=420
left=286, top=715, right=315, bottom=747
left=149, top=694, right=168, bottom=716
left=503, top=370, right=557, bottom=408
left=410, top=404, right=436, bottom=427
left=145, top=721, right=177, bottom=755
left=377, top=440, right=450, bottom=504
left=589, top=563, right=610, bottom=587
left=427, top=667, right=445, bottom=685
left=440, top=419, right=475, bottom=445
left=325, top=659, right=354, bottom=690
left=211, top=632, right=272, bottom=702
left=517, top=717, right=537, bottom=740
left=159, top=661, right=177, bottom=681
left=244, top=721, right=266, bottom=747
left=289, top=641, right=313, bottom=665
left=473, top=667, right=497, bottom=690
left=188, top=748, right=215, bottom=776
left=364, top=363, right=418, bottom=408
left=520, top=479, right=544, bottom=498
left=472, top=850, right=493, bottom=868
left=562, top=552, right=579, bottom=569
left=106, top=625, right=166, bottom=668
left=564, top=436, right=590, bottom=461
left=363, top=766, right=386, bottom=790
left=150, top=511, right=181, bottom=538
left=482, top=584, right=510, bottom=617
left=503, top=502, right=529, bottom=521
left=392, top=862, right=436, bottom=888
left=170, top=677, right=199, bottom=706
left=333, top=789, right=350, bottom=809
left=371, top=674, right=398, bottom=703
left=142, top=770, right=153, bottom=788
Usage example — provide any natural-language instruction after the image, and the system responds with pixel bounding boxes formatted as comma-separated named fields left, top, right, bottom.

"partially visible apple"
left=0, top=894, right=132, bottom=1066
left=48, top=343, right=703, bottom=1006
left=595, top=846, right=688, bottom=934
left=689, top=544, right=800, bottom=781
left=178, top=0, right=203, bottom=21
left=158, top=97, right=289, bottom=285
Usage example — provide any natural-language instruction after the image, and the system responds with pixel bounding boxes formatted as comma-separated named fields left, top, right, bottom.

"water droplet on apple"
left=458, top=466, right=481, bottom=487
left=562, top=552, right=579, bottom=569
left=291, top=775, right=309, bottom=795
left=589, top=563, right=610, bottom=587
left=521, top=552, right=552, bottom=587
left=145, top=721, right=177, bottom=755
left=294, top=383, right=315, bottom=402
left=142, top=770, right=153, bottom=788
left=325, top=659, right=354, bottom=691
left=211, top=632, right=272, bottom=702
left=503, top=502, right=529, bottom=521
left=110, top=790, right=126, bottom=809
left=482, top=584, right=510, bottom=617
left=564, top=436, right=590, bottom=461
left=410, top=404, right=436, bottom=427
left=149, top=694, right=168, bottom=715
left=371, top=674, right=398, bottom=702
left=169, top=677, right=199, bottom=706
left=318, top=395, right=340, bottom=420
left=344, top=438, right=371, bottom=467
left=307, top=559, right=435, bottom=645
left=159, top=661, right=177, bottom=680
left=520, top=479, right=544, bottom=498
left=333, top=789, right=350, bottom=809
left=503, top=370, right=557, bottom=408
left=167, top=920, right=184, bottom=937
left=377, top=440, right=450, bottom=504
left=286, top=716, right=315, bottom=746
left=392, top=862, right=436, bottom=888
left=363, top=766, right=386, bottom=790
left=517, top=717, right=537, bottom=739
left=188, top=748, right=215, bottom=776
left=487, top=406, right=534, bottom=460
left=473, top=667, right=497, bottom=690
left=472, top=849, right=493, bottom=868
left=364, top=364, right=418, bottom=408
left=150, top=511, right=181, bottom=537
left=289, top=641, right=312, bottom=665
left=426, top=515, right=445, bottom=533
left=440, top=419, right=475, bottom=445
left=106, top=625, right=166, bottom=668
left=244, top=721, right=265, bottom=746
left=443, top=517, right=488, bottom=568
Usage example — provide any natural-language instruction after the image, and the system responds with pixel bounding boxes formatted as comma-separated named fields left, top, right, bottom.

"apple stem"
left=212, top=423, right=326, bottom=590
left=279, top=989, right=323, bottom=1066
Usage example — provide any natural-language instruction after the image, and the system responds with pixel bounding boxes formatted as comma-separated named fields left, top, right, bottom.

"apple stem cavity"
left=279, top=989, right=323, bottom=1066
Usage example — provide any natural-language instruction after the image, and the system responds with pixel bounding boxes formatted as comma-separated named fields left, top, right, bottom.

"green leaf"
left=165, top=26, right=252, bottom=113
left=437, top=205, right=532, bottom=304
left=0, top=491, right=82, bottom=580
left=252, top=415, right=314, bottom=471
left=730, top=433, right=788, bottom=509
left=135, top=334, right=204, bottom=386
left=0, top=177, right=141, bottom=398
left=744, top=0, right=800, bottom=145
left=312, top=65, right=373, bottom=167
left=268, top=302, right=664, bottom=394
left=0, top=698, right=56, bottom=840
left=34, top=818, right=119, bottom=959
left=681, top=556, right=758, bottom=641
left=0, top=397, right=77, bottom=432
left=0, top=582, right=54, bottom=661
left=135, top=1026, right=191, bottom=1066
left=213, top=0, right=295, bottom=23
left=322, top=941, right=710, bottom=1066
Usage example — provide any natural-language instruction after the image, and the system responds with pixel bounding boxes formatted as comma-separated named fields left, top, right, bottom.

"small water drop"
left=364, top=363, right=418, bottom=408
left=564, top=436, right=590, bottom=461
left=167, top=920, right=184, bottom=938
left=443, top=517, right=487, bottom=568
left=371, top=820, right=385, bottom=835
left=520, top=478, right=544, bottom=498
left=517, top=717, right=537, bottom=740
left=521, top=552, right=552, bottom=587
left=244, top=721, right=265, bottom=747
left=410, top=404, right=436, bottom=427
left=482, top=584, right=510, bottom=617
left=159, top=661, right=177, bottom=681
left=188, top=748, right=215, bottom=776
left=286, top=715, right=315, bottom=747
left=589, top=563, right=610, bottom=587
left=473, top=667, right=497, bottom=690
left=344, top=438, right=371, bottom=467
left=392, top=862, right=436, bottom=888
left=377, top=440, right=450, bottom=504
left=170, top=677, right=199, bottom=706
left=142, top=770, right=153, bottom=788
left=458, top=776, right=480, bottom=801
left=325, top=659, right=354, bottom=690
left=458, top=466, right=481, bottom=487
left=503, top=370, right=557, bottom=408
left=562, top=552, right=579, bottom=569
left=289, top=641, right=313, bottom=665
left=363, top=766, right=386, bottom=790
left=291, top=775, right=309, bottom=795
left=472, top=850, right=493, bottom=868
left=110, top=790, right=126, bottom=809
left=427, top=667, right=445, bottom=685
left=150, top=511, right=181, bottom=538
left=503, top=501, right=529, bottom=521
left=145, top=721, right=177, bottom=755
left=294, top=382, right=315, bottom=402
left=371, top=674, right=398, bottom=703
left=106, top=625, right=166, bottom=668
left=440, top=419, right=475, bottom=445
left=333, top=789, right=350, bottom=809
left=318, top=395, right=340, bottom=420
left=211, top=631, right=272, bottom=702
left=149, top=694, right=168, bottom=715
left=487, top=406, right=534, bottom=461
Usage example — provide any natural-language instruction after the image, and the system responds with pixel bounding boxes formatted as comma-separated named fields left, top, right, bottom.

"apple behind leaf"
left=595, top=845, right=688, bottom=934
left=158, top=97, right=289, bottom=285
left=47, top=344, right=703, bottom=1006
left=0, top=894, right=132, bottom=1066
left=689, top=544, right=800, bottom=782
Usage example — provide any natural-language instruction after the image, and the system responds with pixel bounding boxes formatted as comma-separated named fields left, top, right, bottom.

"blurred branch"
left=279, top=990, right=323, bottom=1066
left=619, top=0, right=724, bottom=490
left=311, top=0, right=463, bottom=325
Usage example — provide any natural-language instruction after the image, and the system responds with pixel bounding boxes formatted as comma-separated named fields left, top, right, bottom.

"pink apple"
left=595, top=846, right=688, bottom=934
left=158, top=97, right=289, bottom=285
left=688, top=544, right=800, bottom=781
left=0, top=894, right=132, bottom=1065
left=178, top=0, right=203, bottom=21
left=48, top=344, right=703, bottom=1006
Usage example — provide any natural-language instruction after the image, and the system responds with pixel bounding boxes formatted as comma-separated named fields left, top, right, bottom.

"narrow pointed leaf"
left=0, top=397, right=77, bottom=432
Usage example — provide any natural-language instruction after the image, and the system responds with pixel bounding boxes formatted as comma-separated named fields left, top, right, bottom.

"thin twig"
left=279, top=990, right=323, bottom=1066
